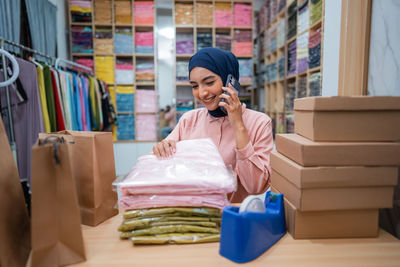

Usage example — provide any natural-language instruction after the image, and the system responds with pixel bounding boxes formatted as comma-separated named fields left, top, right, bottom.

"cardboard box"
left=294, top=96, right=400, bottom=141
left=271, top=152, right=397, bottom=211
left=275, top=134, right=400, bottom=167
left=271, top=187, right=379, bottom=239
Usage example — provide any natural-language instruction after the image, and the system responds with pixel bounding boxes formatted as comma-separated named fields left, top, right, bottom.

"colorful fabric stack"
left=278, top=0, right=286, bottom=12
left=70, top=0, right=92, bottom=23
left=134, top=1, right=154, bottom=24
left=310, top=0, right=322, bottom=25
left=176, top=60, right=189, bottom=82
left=296, top=75, right=307, bottom=98
left=175, top=2, right=193, bottom=25
left=135, top=89, right=158, bottom=113
left=308, top=72, right=321, bottom=96
left=296, top=32, right=308, bottom=73
left=94, top=0, right=111, bottom=24
left=269, top=0, right=278, bottom=21
left=285, top=113, right=294, bottom=133
left=135, top=30, right=154, bottom=54
left=287, top=1, right=297, bottom=40
left=287, top=40, right=297, bottom=75
left=266, top=0, right=271, bottom=27
left=116, top=114, right=135, bottom=140
left=135, top=60, right=154, bottom=82
left=308, top=28, right=321, bottom=69
left=214, top=2, right=231, bottom=27
left=117, top=139, right=236, bottom=244
left=277, top=18, right=285, bottom=48
left=94, top=27, right=113, bottom=55
left=114, top=28, right=133, bottom=54
left=136, top=114, right=157, bottom=141
left=233, top=30, right=252, bottom=56
left=95, top=56, right=114, bottom=84
left=238, top=59, right=252, bottom=84
left=196, top=2, right=213, bottom=25
left=71, top=26, right=93, bottom=53
left=297, top=0, right=309, bottom=34
left=115, top=59, right=134, bottom=85
left=197, top=32, right=212, bottom=50
left=263, top=31, right=270, bottom=56
left=233, top=3, right=252, bottom=27
left=115, top=0, right=132, bottom=24
left=176, top=32, right=194, bottom=54
left=266, top=62, right=277, bottom=83
left=215, top=32, right=231, bottom=51
left=278, top=56, right=285, bottom=79
left=75, top=58, right=94, bottom=71
left=116, top=86, right=135, bottom=112
left=285, top=81, right=296, bottom=111
left=259, top=4, right=266, bottom=34
left=269, top=22, right=277, bottom=53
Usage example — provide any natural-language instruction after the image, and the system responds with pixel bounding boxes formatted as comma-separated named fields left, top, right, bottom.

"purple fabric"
left=0, top=58, right=44, bottom=183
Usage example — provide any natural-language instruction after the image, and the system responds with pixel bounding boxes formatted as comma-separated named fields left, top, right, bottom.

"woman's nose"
left=198, top=85, right=209, bottom=98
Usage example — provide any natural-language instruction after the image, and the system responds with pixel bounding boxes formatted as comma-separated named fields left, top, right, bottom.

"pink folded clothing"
left=136, top=114, right=157, bottom=141
left=118, top=139, right=237, bottom=195
left=119, top=194, right=229, bottom=210
left=215, top=10, right=232, bottom=27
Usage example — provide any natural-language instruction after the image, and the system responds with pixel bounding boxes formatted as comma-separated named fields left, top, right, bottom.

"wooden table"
left=73, top=214, right=400, bottom=266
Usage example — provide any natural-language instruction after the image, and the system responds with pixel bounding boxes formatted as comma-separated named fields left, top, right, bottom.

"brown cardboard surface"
left=294, top=96, right=400, bottom=111
left=271, top=169, right=395, bottom=211
left=275, top=134, right=400, bottom=167
left=294, top=96, right=400, bottom=141
left=270, top=151, right=398, bottom=188
left=294, top=110, right=400, bottom=141
left=271, top=187, right=379, bottom=239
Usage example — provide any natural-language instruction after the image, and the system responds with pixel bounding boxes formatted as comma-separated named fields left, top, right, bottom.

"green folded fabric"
left=123, top=207, right=221, bottom=219
left=131, top=233, right=220, bottom=245
left=120, top=224, right=219, bottom=239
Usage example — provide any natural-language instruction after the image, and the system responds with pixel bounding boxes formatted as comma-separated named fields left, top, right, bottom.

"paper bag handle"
left=40, top=136, right=65, bottom=165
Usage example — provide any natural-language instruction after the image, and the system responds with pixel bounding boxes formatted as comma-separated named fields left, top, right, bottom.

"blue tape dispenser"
left=219, top=191, right=286, bottom=263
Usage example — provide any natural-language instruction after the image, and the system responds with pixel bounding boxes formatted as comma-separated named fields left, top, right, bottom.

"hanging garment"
left=42, top=64, right=57, bottom=132
left=71, top=73, right=83, bottom=131
left=50, top=69, right=66, bottom=131
left=33, top=63, right=51, bottom=133
left=88, top=76, right=99, bottom=131
left=0, top=58, right=44, bottom=183
left=55, top=70, right=72, bottom=130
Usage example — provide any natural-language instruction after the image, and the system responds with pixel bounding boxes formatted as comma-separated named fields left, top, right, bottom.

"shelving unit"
left=173, top=0, right=254, bottom=121
left=259, top=0, right=324, bottom=135
left=68, top=0, right=158, bottom=142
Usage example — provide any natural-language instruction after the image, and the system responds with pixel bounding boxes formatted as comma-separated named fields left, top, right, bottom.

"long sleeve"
left=234, top=118, right=273, bottom=195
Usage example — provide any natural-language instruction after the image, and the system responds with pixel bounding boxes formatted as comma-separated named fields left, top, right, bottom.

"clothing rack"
left=0, top=37, right=93, bottom=75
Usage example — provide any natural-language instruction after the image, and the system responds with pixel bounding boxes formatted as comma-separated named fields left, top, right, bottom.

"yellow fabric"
left=36, top=65, right=51, bottom=133
left=116, top=85, right=135, bottom=94
left=95, top=56, right=114, bottom=84
left=88, top=76, right=99, bottom=130
left=109, top=86, right=117, bottom=141
left=70, top=6, right=92, bottom=13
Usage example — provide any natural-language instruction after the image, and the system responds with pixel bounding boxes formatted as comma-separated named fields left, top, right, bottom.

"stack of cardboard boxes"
left=271, top=96, right=400, bottom=238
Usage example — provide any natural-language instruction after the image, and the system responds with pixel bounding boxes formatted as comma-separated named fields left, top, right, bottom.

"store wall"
left=321, top=0, right=342, bottom=97
left=367, top=0, right=400, bottom=96
left=48, top=0, right=68, bottom=59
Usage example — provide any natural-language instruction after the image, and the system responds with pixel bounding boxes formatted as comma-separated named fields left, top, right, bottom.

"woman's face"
left=189, top=67, right=224, bottom=111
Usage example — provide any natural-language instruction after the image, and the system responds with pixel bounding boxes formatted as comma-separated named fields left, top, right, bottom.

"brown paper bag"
left=0, top=117, right=31, bottom=267
left=39, top=131, right=118, bottom=226
left=27, top=136, right=85, bottom=267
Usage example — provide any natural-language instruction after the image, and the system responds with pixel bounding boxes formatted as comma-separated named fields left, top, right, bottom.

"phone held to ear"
left=221, top=74, right=240, bottom=114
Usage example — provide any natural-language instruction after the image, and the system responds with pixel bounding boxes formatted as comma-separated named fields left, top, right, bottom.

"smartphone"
left=221, top=74, right=240, bottom=114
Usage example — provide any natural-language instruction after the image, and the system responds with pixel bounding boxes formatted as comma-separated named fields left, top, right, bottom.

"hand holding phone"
left=221, top=74, right=240, bottom=114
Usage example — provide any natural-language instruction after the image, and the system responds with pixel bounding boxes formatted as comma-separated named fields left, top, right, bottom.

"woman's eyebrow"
left=202, top=75, right=216, bottom=82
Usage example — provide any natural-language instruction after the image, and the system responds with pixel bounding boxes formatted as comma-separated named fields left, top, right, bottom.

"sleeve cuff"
left=235, top=141, right=255, bottom=161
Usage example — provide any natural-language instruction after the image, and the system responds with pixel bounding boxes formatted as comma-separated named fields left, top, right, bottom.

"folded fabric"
left=119, top=194, right=229, bottom=211
left=118, top=138, right=237, bottom=195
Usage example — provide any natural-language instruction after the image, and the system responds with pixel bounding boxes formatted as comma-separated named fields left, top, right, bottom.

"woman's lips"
left=201, top=96, right=217, bottom=104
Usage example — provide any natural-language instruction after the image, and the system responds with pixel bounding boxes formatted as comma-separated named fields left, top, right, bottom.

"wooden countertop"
left=73, top=214, right=400, bottom=266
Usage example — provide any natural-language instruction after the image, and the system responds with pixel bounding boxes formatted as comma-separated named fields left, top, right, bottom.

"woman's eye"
left=192, top=85, right=198, bottom=89
left=206, top=81, right=214, bottom=86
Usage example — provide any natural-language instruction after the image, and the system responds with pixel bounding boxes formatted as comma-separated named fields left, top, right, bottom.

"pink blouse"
left=167, top=104, right=273, bottom=203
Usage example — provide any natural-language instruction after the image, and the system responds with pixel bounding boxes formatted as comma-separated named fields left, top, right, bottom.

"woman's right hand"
left=152, top=139, right=176, bottom=159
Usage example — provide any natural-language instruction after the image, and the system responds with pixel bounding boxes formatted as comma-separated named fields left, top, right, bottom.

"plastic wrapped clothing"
left=118, top=138, right=237, bottom=195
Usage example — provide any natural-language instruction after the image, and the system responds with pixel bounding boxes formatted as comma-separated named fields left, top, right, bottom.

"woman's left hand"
left=219, top=83, right=244, bottom=129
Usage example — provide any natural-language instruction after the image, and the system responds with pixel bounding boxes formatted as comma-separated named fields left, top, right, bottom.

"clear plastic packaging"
left=114, top=138, right=237, bottom=195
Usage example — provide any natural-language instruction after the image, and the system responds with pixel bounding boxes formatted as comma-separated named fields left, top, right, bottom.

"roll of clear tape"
left=239, top=195, right=266, bottom=213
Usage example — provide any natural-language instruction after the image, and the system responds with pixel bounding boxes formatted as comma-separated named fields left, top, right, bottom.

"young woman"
left=153, top=47, right=273, bottom=202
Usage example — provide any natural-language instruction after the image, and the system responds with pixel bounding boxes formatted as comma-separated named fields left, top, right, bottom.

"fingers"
left=222, top=84, right=239, bottom=100
left=152, top=140, right=176, bottom=159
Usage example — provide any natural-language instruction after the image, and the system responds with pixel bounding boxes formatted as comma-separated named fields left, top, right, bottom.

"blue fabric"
left=188, top=47, right=240, bottom=118
left=80, top=75, right=91, bottom=131
left=71, top=74, right=83, bottom=131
